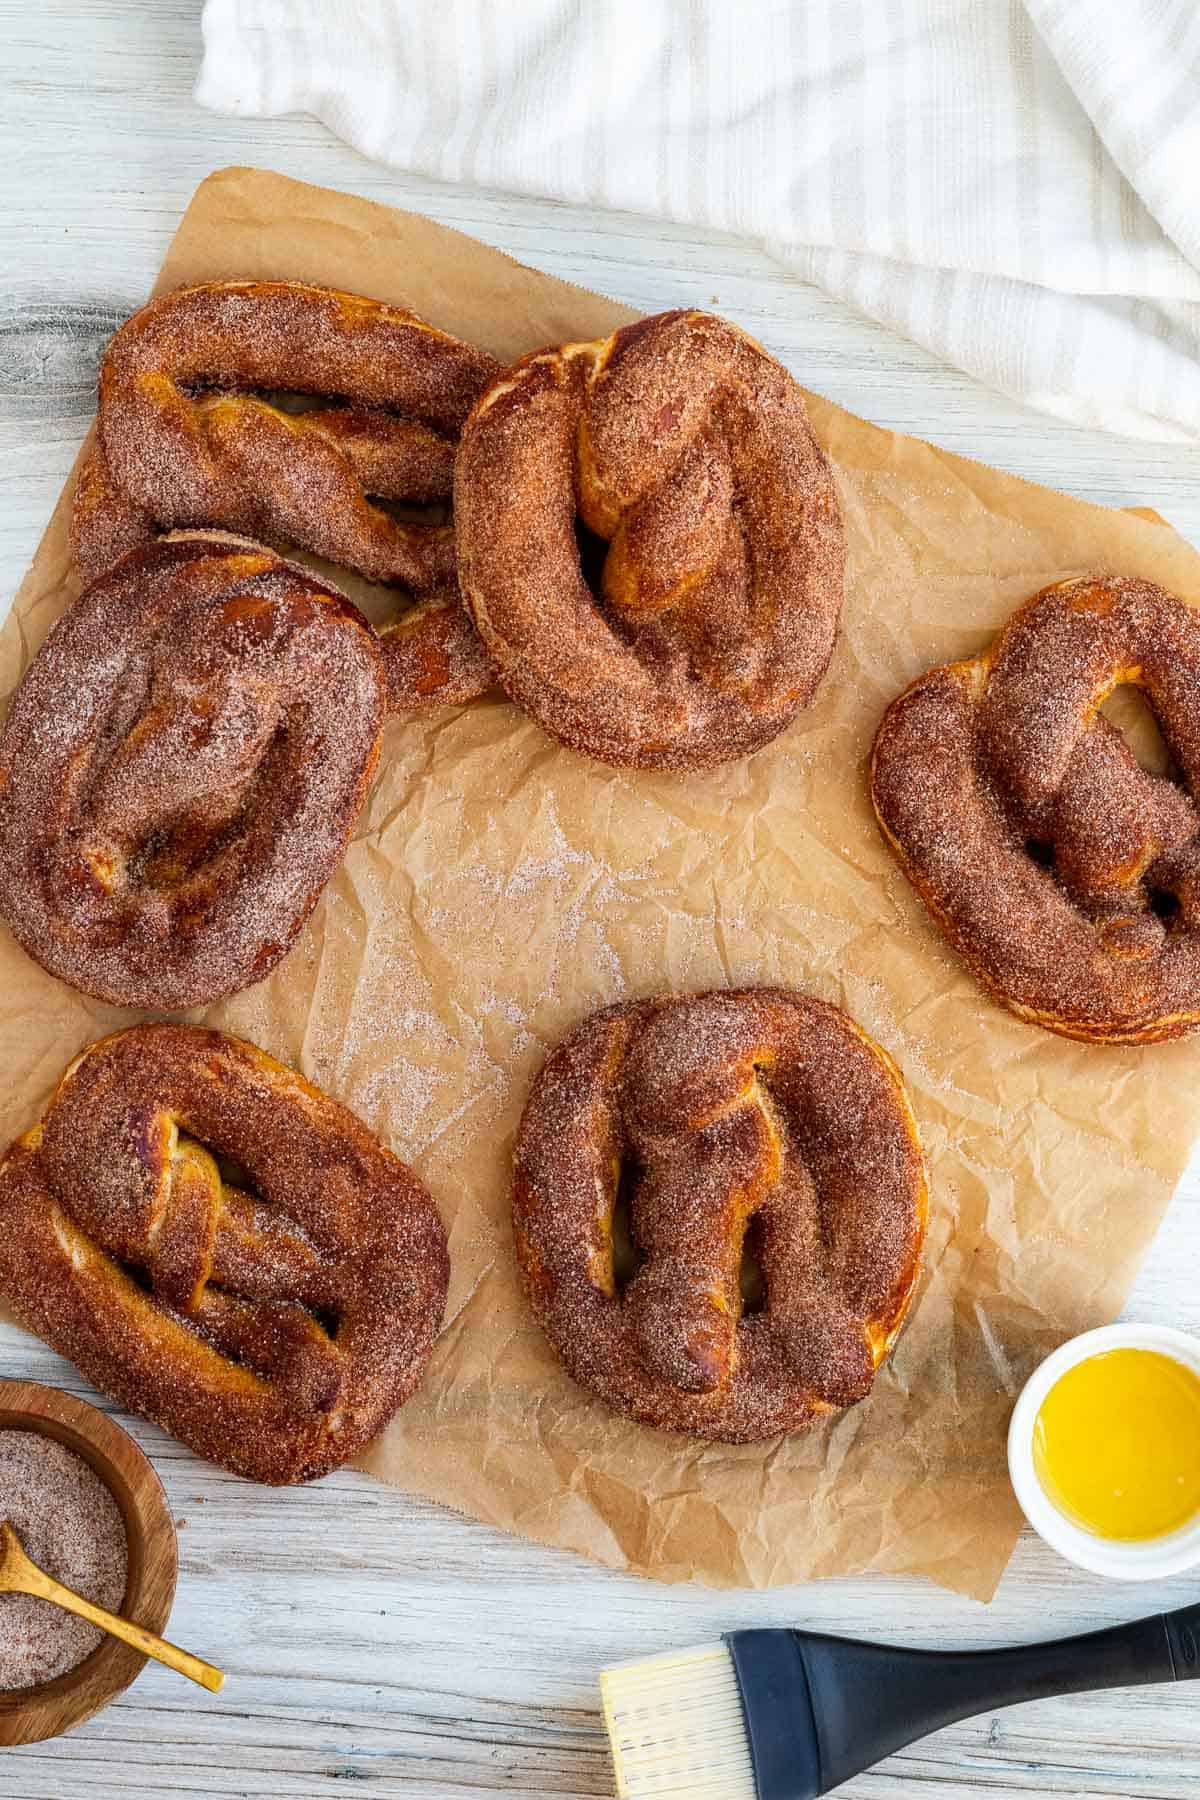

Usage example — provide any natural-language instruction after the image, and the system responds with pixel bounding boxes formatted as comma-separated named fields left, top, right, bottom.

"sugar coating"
left=0, top=1023, right=450, bottom=1485
left=72, top=280, right=499, bottom=712
left=0, top=1431, right=127, bottom=1690
left=871, top=575, right=1200, bottom=1042
left=456, top=310, right=846, bottom=771
left=0, top=536, right=386, bottom=1009
left=513, top=988, right=928, bottom=1442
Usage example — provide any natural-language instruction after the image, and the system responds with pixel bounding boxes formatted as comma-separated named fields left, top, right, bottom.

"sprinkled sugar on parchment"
left=3, top=168, right=1200, bottom=1600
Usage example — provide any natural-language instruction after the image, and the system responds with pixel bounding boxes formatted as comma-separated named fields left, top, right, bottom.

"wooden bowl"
left=0, top=1380, right=177, bottom=1745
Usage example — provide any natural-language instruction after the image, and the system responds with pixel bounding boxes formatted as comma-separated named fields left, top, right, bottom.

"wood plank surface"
left=3, top=5, right=1200, bottom=1795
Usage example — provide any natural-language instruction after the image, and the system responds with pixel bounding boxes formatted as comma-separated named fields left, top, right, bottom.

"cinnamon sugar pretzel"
left=513, top=989, right=928, bottom=1441
left=0, top=535, right=386, bottom=1009
left=0, top=1025, right=449, bottom=1484
left=871, top=575, right=1200, bottom=1043
left=71, top=280, right=499, bottom=711
left=456, top=310, right=845, bottom=770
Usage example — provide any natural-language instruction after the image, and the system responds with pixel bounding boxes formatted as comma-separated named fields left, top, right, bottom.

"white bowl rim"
left=1007, top=1322, right=1200, bottom=1581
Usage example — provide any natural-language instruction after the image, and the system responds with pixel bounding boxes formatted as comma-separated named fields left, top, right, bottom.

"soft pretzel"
left=513, top=989, right=927, bottom=1441
left=0, top=1025, right=449, bottom=1484
left=456, top=310, right=844, bottom=770
left=871, top=575, right=1200, bottom=1043
left=71, top=279, right=499, bottom=712
left=0, top=534, right=386, bottom=1010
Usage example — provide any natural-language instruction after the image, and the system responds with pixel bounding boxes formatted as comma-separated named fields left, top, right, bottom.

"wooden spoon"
left=0, top=1520, right=224, bottom=1693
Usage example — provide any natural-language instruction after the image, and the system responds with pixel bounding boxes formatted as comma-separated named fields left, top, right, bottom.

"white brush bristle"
left=600, top=1640, right=757, bottom=1799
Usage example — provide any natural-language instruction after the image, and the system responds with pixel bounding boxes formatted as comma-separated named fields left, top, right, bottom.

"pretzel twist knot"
left=871, top=576, right=1200, bottom=1043
left=513, top=990, right=927, bottom=1441
left=0, top=536, right=386, bottom=1010
left=0, top=1025, right=450, bottom=1484
left=71, top=280, right=500, bottom=711
left=456, top=310, right=845, bottom=770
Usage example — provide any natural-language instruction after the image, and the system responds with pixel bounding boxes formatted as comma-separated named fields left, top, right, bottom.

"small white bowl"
left=1008, top=1322, right=1200, bottom=1580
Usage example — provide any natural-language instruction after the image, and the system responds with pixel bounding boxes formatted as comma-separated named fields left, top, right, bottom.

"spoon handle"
left=21, top=1560, right=224, bottom=1692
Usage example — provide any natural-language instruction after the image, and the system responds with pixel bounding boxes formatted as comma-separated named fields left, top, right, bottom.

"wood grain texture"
left=3, top=3, right=1200, bottom=1795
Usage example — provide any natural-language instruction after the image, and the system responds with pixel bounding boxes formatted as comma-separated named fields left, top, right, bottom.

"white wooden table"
left=4, top=6, right=1200, bottom=1796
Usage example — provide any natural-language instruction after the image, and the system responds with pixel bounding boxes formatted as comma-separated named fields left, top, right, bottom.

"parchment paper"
left=5, top=168, right=1200, bottom=1603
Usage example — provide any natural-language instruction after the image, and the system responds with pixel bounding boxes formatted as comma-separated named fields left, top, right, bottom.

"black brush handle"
left=729, top=1604, right=1200, bottom=1800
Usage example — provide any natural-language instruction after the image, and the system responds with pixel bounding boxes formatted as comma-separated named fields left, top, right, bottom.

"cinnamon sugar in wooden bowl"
left=0, top=1381, right=177, bottom=1746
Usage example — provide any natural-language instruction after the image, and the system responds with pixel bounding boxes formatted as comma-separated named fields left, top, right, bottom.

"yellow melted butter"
left=1033, top=1348, right=1200, bottom=1542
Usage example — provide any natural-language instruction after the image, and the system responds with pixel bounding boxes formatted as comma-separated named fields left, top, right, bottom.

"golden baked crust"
left=71, top=279, right=499, bottom=712
left=871, top=575, right=1200, bottom=1043
left=0, top=535, right=386, bottom=1010
left=0, top=1024, right=449, bottom=1485
left=513, top=989, right=928, bottom=1442
left=456, top=310, right=844, bottom=771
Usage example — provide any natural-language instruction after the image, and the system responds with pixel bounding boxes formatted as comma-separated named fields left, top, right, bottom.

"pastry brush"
left=601, top=1606, right=1200, bottom=1797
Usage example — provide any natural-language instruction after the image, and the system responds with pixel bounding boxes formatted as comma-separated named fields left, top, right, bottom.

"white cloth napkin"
left=197, top=0, right=1200, bottom=442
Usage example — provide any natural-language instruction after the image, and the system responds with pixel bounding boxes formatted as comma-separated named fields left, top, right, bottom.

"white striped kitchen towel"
left=196, top=0, right=1200, bottom=442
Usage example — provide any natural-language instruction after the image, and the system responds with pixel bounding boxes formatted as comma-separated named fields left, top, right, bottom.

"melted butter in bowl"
left=1033, top=1348, right=1200, bottom=1541
left=1009, top=1325, right=1200, bottom=1579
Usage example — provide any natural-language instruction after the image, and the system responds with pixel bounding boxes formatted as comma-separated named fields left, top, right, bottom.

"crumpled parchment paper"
left=4, top=167, right=1200, bottom=1601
